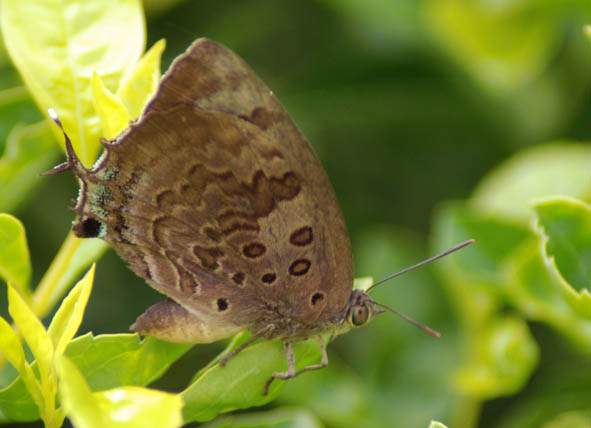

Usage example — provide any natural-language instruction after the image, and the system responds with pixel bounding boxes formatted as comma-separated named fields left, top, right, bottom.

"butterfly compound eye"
left=351, top=304, right=370, bottom=327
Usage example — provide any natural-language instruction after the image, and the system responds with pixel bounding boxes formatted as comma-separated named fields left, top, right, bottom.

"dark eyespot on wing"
left=310, top=292, right=325, bottom=306
left=289, top=226, right=313, bottom=246
left=217, top=298, right=228, bottom=311
left=243, top=242, right=266, bottom=258
left=232, top=272, right=245, bottom=285
left=261, top=272, right=276, bottom=284
left=289, top=259, right=311, bottom=276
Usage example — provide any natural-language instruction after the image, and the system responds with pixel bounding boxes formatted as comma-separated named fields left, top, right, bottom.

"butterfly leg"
left=219, top=334, right=260, bottom=367
left=263, top=342, right=295, bottom=395
left=263, top=339, right=328, bottom=395
left=220, top=325, right=274, bottom=367
left=293, top=339, right=328, bottom=376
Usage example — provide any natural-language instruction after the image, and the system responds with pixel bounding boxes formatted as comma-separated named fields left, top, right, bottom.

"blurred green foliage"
left=0, top=0, right=589, bottom=427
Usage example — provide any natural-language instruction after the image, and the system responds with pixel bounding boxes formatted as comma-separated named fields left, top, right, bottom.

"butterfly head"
left=345, top=289, right=380, bottom=329
left=337, top=285, right=440, bottom=339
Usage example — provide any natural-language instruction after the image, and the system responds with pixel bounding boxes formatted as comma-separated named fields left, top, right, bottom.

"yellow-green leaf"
left=424, top=0, right=559, bottom=92
left=7, top=283, right=60, bottom=426
left=0, top=316, right=26, bottom=371
left=92, top=74, right=130, bottom=140
left=471, top=144, right=591, bottom=223
left=453, top=316, right=539, bottom=400
left=1, top=0, right=145, bottom=167
left=7, top=285, right=54, bottom=387
left=118, top=39, right=166, bottom=120
left=353, top=277, right=373, bottom=291
left=0, top=315, right=45, bottom=419
left=58, top=356, right=184, bottom=428
left=95, top=386, right=183, bottom=428
left=33, top=233, right=108, bottom=320
left=48, top=265, right=95, bottom=357
left=56, top=357, right=106, bottom=428
left=0, top=213, right=31, bottom=293
left=0, top=333, right=191, bottom=422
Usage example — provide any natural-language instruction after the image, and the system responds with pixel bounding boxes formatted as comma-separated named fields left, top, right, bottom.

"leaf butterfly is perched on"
left=47, top=38, right=473, bottom=395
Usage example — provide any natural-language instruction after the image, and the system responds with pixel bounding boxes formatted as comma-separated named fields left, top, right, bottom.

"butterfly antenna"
left=374, top=301, right=441, bottom=338
left=366, top=239, right=474, bottom=292
left=368, top=239, right=474, bottom=338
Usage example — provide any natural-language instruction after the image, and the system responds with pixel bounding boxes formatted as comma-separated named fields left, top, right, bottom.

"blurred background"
left=0, top=1, right=590, bottom=427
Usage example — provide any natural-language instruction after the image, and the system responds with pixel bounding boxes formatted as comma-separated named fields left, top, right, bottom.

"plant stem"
left=31, top=231, right=82, bottom=318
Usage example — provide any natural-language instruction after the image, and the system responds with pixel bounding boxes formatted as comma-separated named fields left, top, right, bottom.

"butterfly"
left=48, top=38, right=472, bottom=395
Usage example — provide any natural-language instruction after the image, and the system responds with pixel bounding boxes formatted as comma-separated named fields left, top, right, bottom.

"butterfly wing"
left=66, top=39, right=353, bottom=342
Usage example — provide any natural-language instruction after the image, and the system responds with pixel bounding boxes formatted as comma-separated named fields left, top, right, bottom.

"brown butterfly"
left=48, top=38, right=472, bottom=395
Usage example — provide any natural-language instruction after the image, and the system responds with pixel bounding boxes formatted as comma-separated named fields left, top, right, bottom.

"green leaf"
left=57, top=357, right=184, bottom=428
left=66, top=334, right=192, bottom=391
left=428, top=422, right=448, bottom=428
left=424, top=0, right=560, bottom=92
left=471, top=144, right=591, bottom=223
left=0, top=370, right=40, bottom=422
left=202, top=407, right=324, bottom=428
left=48, top=265, right=95, bottom=357
left=507, top=239, right=591, bottom=353
left=182, top=340, right=322, bottom=423
left=1, top=0, right=145, bottom=167
left=453, top=316, right=539, bottom=400
left=533, top=197, right=591, bottom=318
left=0, top=213, right=31, bottom=293
left=0, top=121, right=60, bottom=213
left=277, top=357, right=375, bottom=428
left=0, top=333, right=191, bottom=421
left=430, top=148, right=591, bottom=351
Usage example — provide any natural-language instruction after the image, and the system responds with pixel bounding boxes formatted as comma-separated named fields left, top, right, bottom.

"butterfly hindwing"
left=69, top=38, right=354, bottom=342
